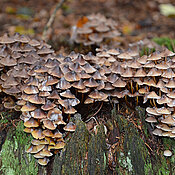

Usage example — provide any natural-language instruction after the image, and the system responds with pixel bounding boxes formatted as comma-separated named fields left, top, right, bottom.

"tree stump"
left=0, top=107, right=175, bottom=175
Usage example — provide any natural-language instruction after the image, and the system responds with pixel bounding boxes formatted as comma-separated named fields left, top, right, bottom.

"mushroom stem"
left=159, top=89, right=161, bottom=97
left=153, top=76, right=156, bottom=84
left=136, top=96, right=139, bottom=106
left=125, top=95, right=132, bottom=108
left=125, top=95, right=127, bottom=104
left=81, top=93, right=84, bottom=103
left=130, top=81, right=133, bottom=94
left=152, top=99, right=157, bottom=107
left=68, top=114, right=71, bottom=122
left=149, top=99, right=154, bottom=107
left=136, top=83, right=138, bottom=92
left=118, top=103, right=120, bottom=111
left=62, top=107, right=64, bottom=114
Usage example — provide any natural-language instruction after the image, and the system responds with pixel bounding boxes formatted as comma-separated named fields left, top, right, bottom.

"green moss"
left=140, top=47, right=155, bottom=56
left=0, top=112, right=11, bottom=124
left=114, top=107, right=161, bottom=175
left=0, top=121, right=38, bottom=175
left=87, top=125, right=107, bottom=175
left=53, top=118, right=89, bottom=175
left=52, top=117, right=107, bottom=175
left=153, top=37, right=175, bottom=52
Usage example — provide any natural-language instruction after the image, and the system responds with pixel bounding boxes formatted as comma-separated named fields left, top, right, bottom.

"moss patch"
left=52, top=117, right=107, bottom=175
left=0, top=121, right=38, bottom=175
left=153, top=37, right=175, bottom=52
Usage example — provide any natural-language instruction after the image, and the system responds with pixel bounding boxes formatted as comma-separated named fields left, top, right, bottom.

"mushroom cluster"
left=71, top=13, right=121, bottom=46
left=1, top=33, right=175, bottom=165
left=0, top=33, right=55, bottom=111
left=95, top=47, right=175, bottom=138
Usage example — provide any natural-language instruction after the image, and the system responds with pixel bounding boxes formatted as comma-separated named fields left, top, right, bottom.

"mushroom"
left=163, top=150, right=172, bottom=157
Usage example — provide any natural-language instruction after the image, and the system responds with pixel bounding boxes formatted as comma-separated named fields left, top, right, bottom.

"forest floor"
left=0, top=0, right=175, bottom=53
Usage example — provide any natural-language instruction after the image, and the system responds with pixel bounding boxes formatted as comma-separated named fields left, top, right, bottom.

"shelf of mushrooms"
left=0, top=33, right=175, bottom=166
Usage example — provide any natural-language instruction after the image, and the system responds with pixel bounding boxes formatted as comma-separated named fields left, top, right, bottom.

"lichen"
left=0, top=121, right=38, bottom=175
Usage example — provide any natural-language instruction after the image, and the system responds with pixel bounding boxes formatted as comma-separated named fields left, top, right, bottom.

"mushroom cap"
left=121, top=68, right=133, bottom=78
left=161, top=116, right=175, bottom=125
left=64, top=71, right=81, bottom=82
left=48, top=66, right=63, bottom=78
left=31, top=108, right=47, bottom=119
left=112, top=78, right=126, bottom=88
left=60, top=90, right=76, bottom=99
left=118, top=52, right=133, bottom=60
left=107, top=73, right=118, bottom=83
left=64, top=122, right=76, bottom=132
left=84, top=77, right=99, bottom=87
left=43, top=119, right=57, bottom=130
left=40, top=148, right=53, bottom=157
left=156, top=107, right=171, bottom=115
left=24, top=118, right=39, bottom=128
left=146, top=107, right=161, bottom=116
left=32, top=129, right=45, bottom=139
left=163, top=150, right=172, bottom=157
left=146, top=91, right=161, bottom=99
left=152, top=128, right=162, bottom=136
left=165, top=79, right=175, bottom=88
left=21, top=102, right=37, bottom=112
left=147, top=68, right=161, bottom=77
left=39, top=91, right=51, bottom=97
left=156, top=124, right=172, bottom=132
left=134, top=68, right=147, bottom=77
left=56, top=77, right=71, bottom=90
left=41, top=100, right=56, bottom=111
left=52, top=131, right=63, bottom=138
left=28, top=94, right=45, bottom=104
left=30, top=145, right=45, bottom=154
left=147, top=51, right=162, bottom=61
left=157, top=95, right=171, bottom=105
left=89, top=89, right=102, bottom=99
left=72, top=79, right=85, bottom=89
left=0, top=33, right=15, bottom=44
left=38, top=158, right=49, bottom=166
left=83, top=63, right=96, bottom=74
left=46, top=76, right=59, bottom=86
left=48, top=90, right=61, bottom=100
left=48, top=141, right=65, bottom=150
left=64, top=105, right=77, bottom=114
left=42, top=129, right=54, bottom=137
left=145, top=116, right=157, bottom=123
left=23, top=127, right=33, bottom=133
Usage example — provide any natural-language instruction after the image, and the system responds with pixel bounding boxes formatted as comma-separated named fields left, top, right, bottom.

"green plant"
left=153, top=37, right=175, bottom=52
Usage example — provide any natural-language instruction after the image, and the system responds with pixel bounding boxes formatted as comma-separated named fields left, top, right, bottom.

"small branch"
left=42, top=0, right=66, bottom=41
left=85, top=102, right=103, bottom=124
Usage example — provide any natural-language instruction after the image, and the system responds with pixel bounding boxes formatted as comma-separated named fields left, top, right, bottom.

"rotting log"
left=52, top=107, right=175, bottom=175
left=0, top=107, right=175, bottom=175
left=52, top=116, right=107, bottom=175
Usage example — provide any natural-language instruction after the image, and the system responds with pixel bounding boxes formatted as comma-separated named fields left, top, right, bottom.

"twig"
left=85, top=102, right=103, bottom=124
left=85, top=116, right=99, bottom=125
left=42, top=0, right=66, bottom=41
